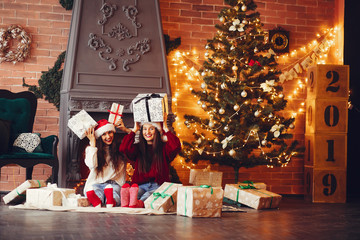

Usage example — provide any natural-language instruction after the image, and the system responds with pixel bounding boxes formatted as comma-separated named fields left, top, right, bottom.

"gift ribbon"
left=150, top=183, right=174, bottom=209
left=184, top=185, right=213, bottom=216
left=236, top=182, right=274, bottom=208
left=16, top=180, right=42, bottom=197
left=134, top=93, right=161, bottom=122
left=107, top=104, right=123, bottom=124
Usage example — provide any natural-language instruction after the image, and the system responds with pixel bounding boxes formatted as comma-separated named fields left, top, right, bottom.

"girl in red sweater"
left=119, top=114, right=181, bottom=208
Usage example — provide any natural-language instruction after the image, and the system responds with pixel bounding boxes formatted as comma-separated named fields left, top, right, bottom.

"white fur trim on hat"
left=95, top=123, right=115, bottom=138
left=141, top=122, right=162, bottom=132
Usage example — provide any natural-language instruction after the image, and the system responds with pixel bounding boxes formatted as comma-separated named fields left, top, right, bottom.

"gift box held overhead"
left=2, top=180, right=46, bottom=204
left=177, top=185, right=223, bottom=218
left=108, top=103, right=124, bottom=124
left=189, top=169, right=223, bottom=187
left=144, top=182, right=182, bottom=212
left=25, top=184, right=75, bottom=208
left=131, top=93, right=168, bottom=122
left=224, top=184, right=281, bottom=210
left=67, top=109, right=98, bottom=139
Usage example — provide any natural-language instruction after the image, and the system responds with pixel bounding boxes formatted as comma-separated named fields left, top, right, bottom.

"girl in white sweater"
left=84, top=119, right=130, bottom=208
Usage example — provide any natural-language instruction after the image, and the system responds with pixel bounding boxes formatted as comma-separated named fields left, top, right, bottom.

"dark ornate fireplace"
left=59, top=0, right=172, bottom=187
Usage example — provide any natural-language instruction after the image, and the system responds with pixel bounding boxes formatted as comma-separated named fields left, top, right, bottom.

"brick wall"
left=0, top=0, right=338, bottom=194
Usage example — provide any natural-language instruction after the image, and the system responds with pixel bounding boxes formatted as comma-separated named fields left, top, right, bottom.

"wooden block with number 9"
left=307, top=64, right=349, bottom=99
left=306, top=99, right=348, bottom=133
left=304, top=167, right=346, bottom=203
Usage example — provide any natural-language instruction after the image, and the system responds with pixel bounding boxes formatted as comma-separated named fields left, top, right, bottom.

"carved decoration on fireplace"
left=123, top=5, right=142, bottom=29
left=89, top=0, right=150, bottom=72
left=98, top=2, right=117, bottom=25
left=69, top=99, right=131, bottom=112
left=88, top=32, right=151, bottom=72
left=108, top=23, right=132, bottom=41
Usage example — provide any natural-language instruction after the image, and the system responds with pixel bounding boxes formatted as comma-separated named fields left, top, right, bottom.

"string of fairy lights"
left=170, top=26, right=340, bottom=169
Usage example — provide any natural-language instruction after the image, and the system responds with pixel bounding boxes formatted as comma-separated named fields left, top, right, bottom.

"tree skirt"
left=8, top=203, right=248, bottom=215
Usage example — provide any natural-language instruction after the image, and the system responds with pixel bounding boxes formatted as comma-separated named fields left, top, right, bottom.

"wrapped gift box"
left=177, top=186, right=223, bottom=218
left=144, top=182, right=182, bottom=212
left=2, top=180, right=46, bottom=204
left=189, top=169, right=223, bottom=187
left=131, top=93, right=168, bottom=122
left=238, top=181, right=266, bottom=190
left=26, top=186, right=75, bottom=208
left=108, top=103, right=124, bottom=124
left=62, top=194, right=91, bottom=207
left=224, top=184, right=281, bottom=210
left=67, top=109, right=98, bottom=139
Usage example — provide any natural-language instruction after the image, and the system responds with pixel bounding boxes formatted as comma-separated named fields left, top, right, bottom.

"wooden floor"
left=1, top=195, right=359, bottom=240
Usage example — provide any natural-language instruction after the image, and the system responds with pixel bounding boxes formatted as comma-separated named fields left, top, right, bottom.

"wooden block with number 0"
left=304, top=167, right=346, bottom=203
left=306, top=99, right=348, bottom=133
left=307, top=64, right=349, bottom=99
left=304, top=133, right=347, bottom=169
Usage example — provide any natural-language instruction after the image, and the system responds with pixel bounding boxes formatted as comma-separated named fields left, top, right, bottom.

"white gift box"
left=25, top=184, right=75, bottom=208
left=2, top=180, right=46, bottom=204
left=62, top=194, right=91, bottom=207
left=108, top=103, right=124, bottom=124
left=131, top=93, right=168, bottom=122
left=67, top=109, right=98, bottom=139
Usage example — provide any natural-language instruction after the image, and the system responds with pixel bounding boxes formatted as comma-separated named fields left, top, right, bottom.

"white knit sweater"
left=83, top=146, right=126, bottom=194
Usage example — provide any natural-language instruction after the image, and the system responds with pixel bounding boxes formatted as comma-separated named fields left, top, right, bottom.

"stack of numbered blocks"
left=304, top=64, right=349, bottom=203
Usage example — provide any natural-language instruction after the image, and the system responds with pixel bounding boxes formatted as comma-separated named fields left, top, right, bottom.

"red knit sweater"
left=119, top=131, right=181, bottom=185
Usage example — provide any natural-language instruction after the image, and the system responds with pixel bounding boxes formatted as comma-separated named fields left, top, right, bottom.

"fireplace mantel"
left=59, top=0, right=172, bottom=187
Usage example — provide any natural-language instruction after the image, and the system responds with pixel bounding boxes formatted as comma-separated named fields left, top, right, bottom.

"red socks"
left=120, top=183, right=144, bottom=208
left=104, top=185, right=116, bottom=208
left=129, top=183, right=139, bottom=207
left=86, top=190, right=101, bottom=208
left=121, top=183, right=130, bottom=207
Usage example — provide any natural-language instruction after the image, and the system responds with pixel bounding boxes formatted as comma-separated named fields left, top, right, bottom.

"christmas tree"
left=180, top=0, right=301, bottom=183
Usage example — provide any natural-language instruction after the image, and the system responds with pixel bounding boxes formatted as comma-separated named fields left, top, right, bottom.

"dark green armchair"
left=0, top=90, right=58, bottom=183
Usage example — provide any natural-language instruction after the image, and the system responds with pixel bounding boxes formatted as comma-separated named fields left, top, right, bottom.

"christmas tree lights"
left=168, top=0, right=340, bottom=181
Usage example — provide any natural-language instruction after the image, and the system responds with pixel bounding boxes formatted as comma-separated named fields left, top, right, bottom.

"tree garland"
left=23, top=51, right=66, bottom=110
left=0, top=25, right=31, bottom=64
left=59, top=0, right=73, bottom=10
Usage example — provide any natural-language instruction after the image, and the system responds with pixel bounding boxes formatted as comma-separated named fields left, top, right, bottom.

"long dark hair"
left=137, top=125, right=164, bottom=173
left=95, top=132, right=125, bottom=177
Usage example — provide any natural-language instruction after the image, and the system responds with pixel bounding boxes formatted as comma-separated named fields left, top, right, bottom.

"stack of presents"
left=2, top=93, right=282, bottom=217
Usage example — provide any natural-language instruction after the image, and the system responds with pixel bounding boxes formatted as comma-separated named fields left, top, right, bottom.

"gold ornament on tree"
left=0, top=25, right=31, bottom=64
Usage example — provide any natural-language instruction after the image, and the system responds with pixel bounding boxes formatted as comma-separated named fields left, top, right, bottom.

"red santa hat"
left=95, top=119, right=115, bottom=138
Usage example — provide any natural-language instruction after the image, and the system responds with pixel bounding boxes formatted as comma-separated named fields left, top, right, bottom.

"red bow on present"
left=249, top=59, right=261, bottom=67
left=107, top=104, right=123, bottom=123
